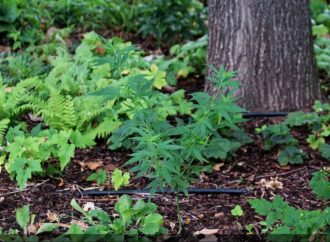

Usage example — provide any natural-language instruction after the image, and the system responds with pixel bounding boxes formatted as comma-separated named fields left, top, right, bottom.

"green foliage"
left=39, top=197, right=167, bottom=240
left=278, top=146, right=305, bottom=166
left=0, top=52, right=46, bottom=85
left=111, top=169, right=130, bottom=190
left=0, top=32, right=248, bottom=198
left=0, top=33, right=187, bottom=188
left=249, top=195, right=330, bottom=242
left=284, top=100, right=330, bottom=161
left=16, top=205, right=34, bottom=231
left=0, top=0, right=207, bottom=49
left=311, top=1, right=330, bottom=93
left=310, top=170, right=330, bottom=200
left=137, top=0, right=206, bottom=44
left=256, top=124, right=305, bottom=165
left=0, top=0, right=49, bottom=49
left=107, top=67, right=249, bottom=195
left=231, top=205, right=244, bottom=217
left=154, top=35, right=207, bottom=85
left=87, top=169, right=107, bottom=186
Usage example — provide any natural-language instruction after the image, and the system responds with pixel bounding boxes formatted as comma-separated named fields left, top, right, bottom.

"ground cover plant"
left=0, top=0, right=329, bottom=241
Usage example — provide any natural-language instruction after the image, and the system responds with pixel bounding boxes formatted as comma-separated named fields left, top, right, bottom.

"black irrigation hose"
left=242, top=112, right=288, bottom=118
left=82, top=188, right=249, bottom=196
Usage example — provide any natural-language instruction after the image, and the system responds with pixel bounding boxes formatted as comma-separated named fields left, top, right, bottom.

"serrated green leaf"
left=58, top=143, right=75, bottom=171
left=319, top=143, right=330, bottom=160
left=310, top=170, right=330, bottom=200
left=231, top=205, right=244, bottom=217
left=111, top=169, right=130, bottom=190
left=139, top=213, right=163, bottom=235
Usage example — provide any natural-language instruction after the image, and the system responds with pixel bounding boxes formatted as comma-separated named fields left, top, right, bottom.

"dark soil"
left=0, top=115, right=329, bottom=242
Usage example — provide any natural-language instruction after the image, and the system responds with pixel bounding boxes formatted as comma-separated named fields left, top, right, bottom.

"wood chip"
left=213, top=163, right=224, bottom=171
left=214, top=212, right=224, bottom=218
left=193, top=228, right=219, bottom=237
left=47, top=210, right=58, bottom=222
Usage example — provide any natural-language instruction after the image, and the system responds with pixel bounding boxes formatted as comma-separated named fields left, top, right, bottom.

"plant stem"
left=176, top=192, right=183, bottom=235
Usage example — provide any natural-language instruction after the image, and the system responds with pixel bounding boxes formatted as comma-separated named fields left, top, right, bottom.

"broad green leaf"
left=70, top=199, right=88, bottom=217
left=248, top=198, right=273, bottom=216
left=310, top=170, right=330, bottom=200
left=36, top=223, right=59, bottom=234
left=7, top=158, right=43, bottom=189
left=58, top=143, right=75, bottom=171
left=16, top=205, right=31, bottom=230
left=139, top=213, right=163, bottom=235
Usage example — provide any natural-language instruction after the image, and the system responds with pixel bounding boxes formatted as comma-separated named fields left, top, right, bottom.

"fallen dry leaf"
left=27, top=113, right=43, bottom=122
left=83, top=202, right=95, bottom=212
left=86, top=161, right=103, bottom=170
left=185, top=217, right=191, bottom=225
left=105, top=163, right=117, bottom=171
left=213, top=163, right=224, bottom=171
left=27, top=224, right=38, bottom=234
left=57, top=178, right=64, bottom=187
left=47, top=210, right=58, bottom=222
left=169, top=221, right=176, bottom=231
left=197, top=214, right=205, bottom=219
left=193, top=228, right=219, bottom=237
left=256, top=178, right=283, bottom=190
left=70, top=219, right=89, bottom=229
left=4, top=87, right=12, bottom=93
left=77, top=160, right=104, bottom=170
left=214, top=212, right=224, bottom=218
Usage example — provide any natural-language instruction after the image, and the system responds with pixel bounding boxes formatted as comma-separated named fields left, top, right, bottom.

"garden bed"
left=0, top=118, right=328, bottom=241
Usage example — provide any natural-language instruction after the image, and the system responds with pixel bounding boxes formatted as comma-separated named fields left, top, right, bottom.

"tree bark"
left=206, top=0, right=320, bottom=111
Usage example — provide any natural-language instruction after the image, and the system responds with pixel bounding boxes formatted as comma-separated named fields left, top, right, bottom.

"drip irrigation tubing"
left=82, top=188, right=249, bottom=196
left=242, top=112, right=288, bottom=118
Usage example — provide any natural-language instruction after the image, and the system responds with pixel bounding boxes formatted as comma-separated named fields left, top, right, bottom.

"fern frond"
left=41, top=92, right=77, bottom=130
left=84, top=116, right=121, bottom=139
left=0, top=118, right=10, bottom=144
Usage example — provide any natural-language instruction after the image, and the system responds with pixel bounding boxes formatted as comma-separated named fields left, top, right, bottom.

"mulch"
left=0, top=113, right=328, bottom=241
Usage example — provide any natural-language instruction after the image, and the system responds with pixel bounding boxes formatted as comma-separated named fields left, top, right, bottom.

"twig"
left=255, top=166, right=307, bottom=180
left=0, top=179, right=49, bottom=196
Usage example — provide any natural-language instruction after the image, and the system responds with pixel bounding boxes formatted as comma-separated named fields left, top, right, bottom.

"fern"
left=38, top=92, right=77, bottom=130
left=0, top=119, right=10, bottom=145
left=84, top=116, right=122, bottom=139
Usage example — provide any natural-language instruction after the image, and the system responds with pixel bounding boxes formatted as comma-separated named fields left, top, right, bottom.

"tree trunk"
left=206, top=0, right=320, bottom=111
